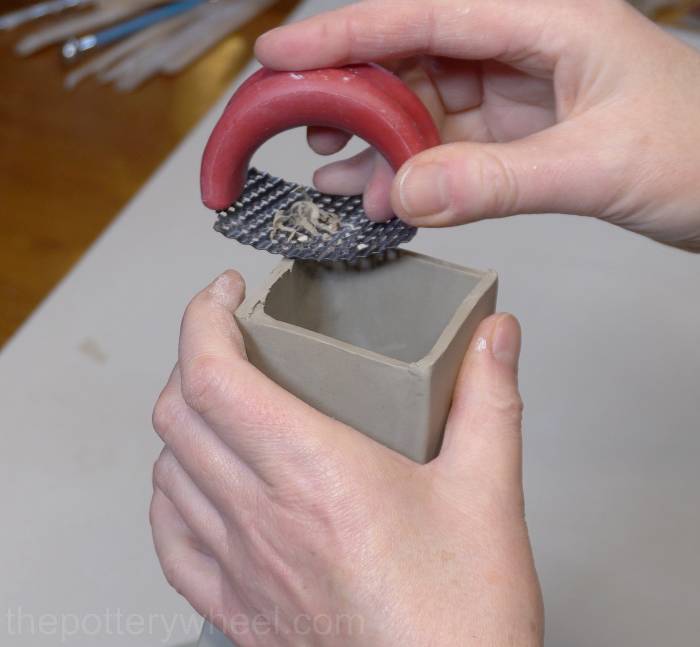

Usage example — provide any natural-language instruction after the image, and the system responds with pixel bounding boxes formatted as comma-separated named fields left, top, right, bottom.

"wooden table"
left=0, top=0, right=298, bottom=346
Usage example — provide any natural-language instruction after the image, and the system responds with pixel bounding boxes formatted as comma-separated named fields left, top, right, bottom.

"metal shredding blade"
left=213, top=168, right=417, bottom=262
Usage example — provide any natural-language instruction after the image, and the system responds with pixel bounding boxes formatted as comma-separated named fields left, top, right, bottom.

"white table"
left=1, top=3, right=698, bottom=644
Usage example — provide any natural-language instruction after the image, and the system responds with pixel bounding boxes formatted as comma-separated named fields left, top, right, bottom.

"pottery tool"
left=63, top=5, right=195, bottom=88
left=62, top=0, right=272, bottom=90
left=61, top=0, right=205, bottom=60
left=103, top=0, right=274, bottom=91
left=6, top=0, right=277, bottom=89
left=201, top=64, right=441, bottom=262
left=15, top=0, right=162, bottom=55
left=0, top=0, right=93, bottom=31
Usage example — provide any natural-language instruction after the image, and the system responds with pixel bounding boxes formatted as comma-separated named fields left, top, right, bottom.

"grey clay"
left=235, top=250, right=498, bottom=464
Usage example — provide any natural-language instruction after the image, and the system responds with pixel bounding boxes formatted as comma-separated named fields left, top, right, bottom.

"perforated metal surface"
left=213, top=168, right=417, bottom=262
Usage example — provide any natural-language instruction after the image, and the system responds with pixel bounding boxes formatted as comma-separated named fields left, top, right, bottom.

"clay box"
left=235, top=251, right=497, bottom=463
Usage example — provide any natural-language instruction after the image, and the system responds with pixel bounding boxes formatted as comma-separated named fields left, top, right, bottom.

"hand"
left=255, top=0, right=700, bottom=251
left=150, top=271, right=543, bottom=646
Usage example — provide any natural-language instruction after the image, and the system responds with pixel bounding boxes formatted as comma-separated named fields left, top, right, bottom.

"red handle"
left=200, top=64, right=440, bottom=211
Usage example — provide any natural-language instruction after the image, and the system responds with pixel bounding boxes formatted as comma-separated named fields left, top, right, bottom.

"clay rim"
left=235, top=251, right=498, bottom=371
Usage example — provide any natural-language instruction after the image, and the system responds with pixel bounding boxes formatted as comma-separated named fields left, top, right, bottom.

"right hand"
left=256, top=0, right=700, bottom=251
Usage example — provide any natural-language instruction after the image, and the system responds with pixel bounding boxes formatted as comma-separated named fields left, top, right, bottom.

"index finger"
left=255, top=0, right=568, bottom=71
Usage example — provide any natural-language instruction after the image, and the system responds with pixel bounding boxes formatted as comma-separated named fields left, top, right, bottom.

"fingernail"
left=491, top=314, right=521, bottom=369
left=258, top=26, right=282, bottom=40
left=398, top=163, right=449, bottom=219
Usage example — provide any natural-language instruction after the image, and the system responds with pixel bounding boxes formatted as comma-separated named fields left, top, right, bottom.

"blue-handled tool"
left=61, top=0, right=205, bottom=59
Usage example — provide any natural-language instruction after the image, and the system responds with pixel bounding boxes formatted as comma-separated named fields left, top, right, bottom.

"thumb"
left=392, top=122, right=616, bottom=226
left=437, top=314, right=524, bottom=500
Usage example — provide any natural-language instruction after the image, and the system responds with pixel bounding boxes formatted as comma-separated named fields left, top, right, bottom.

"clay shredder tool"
left=196, top=64, right=444, bottom=647
left=200, top=64, right=441, bottom=263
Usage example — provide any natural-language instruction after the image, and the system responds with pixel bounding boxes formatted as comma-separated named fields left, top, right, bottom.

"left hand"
left=150, top=270, right=543, bottom=646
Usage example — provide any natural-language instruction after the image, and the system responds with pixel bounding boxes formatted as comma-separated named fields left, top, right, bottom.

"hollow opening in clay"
left=263, top=254, right=480, bottom=363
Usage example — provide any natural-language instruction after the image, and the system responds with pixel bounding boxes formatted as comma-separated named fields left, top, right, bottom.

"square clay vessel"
left=235, top=250, right=497, bottom=464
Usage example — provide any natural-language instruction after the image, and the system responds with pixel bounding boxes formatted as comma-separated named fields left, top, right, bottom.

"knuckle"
left=148, top=495, right=159, bottom=529
left=475, top=385, right=524, bottom=427
left=152, top=452, right=176, bottom=493
left=160, top=555, right=188, bottom=593
left=152, top=393, right=187, bottom=443
left=181, top=353, right=230, bottom=416
left=491, top=391, right=525, bottom=423
left=343, top=11, right=361, bottom=55
left=477, top=150, right=521, bottom=217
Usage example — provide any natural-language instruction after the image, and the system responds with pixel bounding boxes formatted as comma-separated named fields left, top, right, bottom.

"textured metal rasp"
left=212, top=168, right=417, bottom=263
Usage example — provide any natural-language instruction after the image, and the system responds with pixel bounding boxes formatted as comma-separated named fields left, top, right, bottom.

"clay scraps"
left=270, top=198, right=341, bottom=244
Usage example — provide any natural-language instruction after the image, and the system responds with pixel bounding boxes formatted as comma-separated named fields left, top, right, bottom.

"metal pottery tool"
left=61, top=0, right=204, bottom=59
left=200, top=64, right=441, bottom=262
